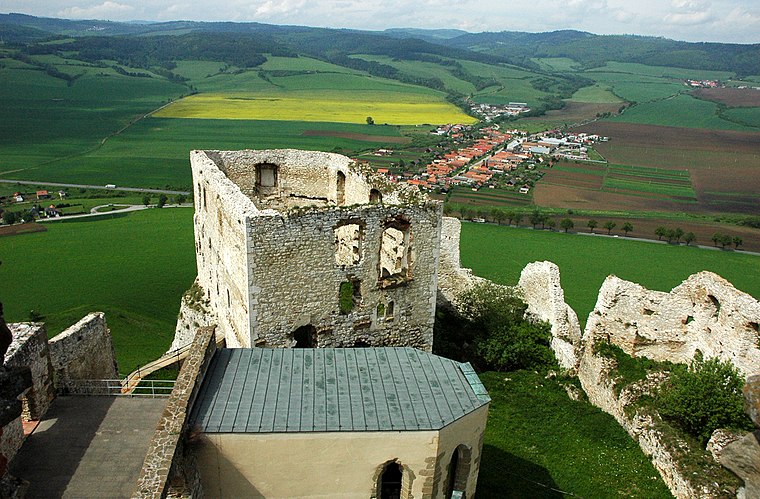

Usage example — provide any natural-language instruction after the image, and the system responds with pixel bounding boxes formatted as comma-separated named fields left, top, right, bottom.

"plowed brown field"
left=693, top=88, right=760, bottom=107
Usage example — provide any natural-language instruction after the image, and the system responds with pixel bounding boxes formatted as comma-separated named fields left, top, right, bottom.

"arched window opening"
left=334, top=222, right=362, bottom=266
left=370, top=189, right=382, bottom=204
left=447, top=445, right=472, bottom=498
left=293, top=325, right=317, bottom=348
left=337, top=171, right=346, bottom=205
left=354, top=339, right=371, bottom=348
left=380, top=461, right=403, bottom=499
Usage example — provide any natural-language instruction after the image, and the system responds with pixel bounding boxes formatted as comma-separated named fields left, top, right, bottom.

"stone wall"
left=518, top=261, right=582, bottom=370
left=190, top=149, right=441, bottom=351
left=4, top=323, right=54, bottom=421
left=49, top=313, right=119, bottom=385
left=134, top=326, right=217, bottom=499
left=170, top=281, right=216, bottom=353
left=585, top=272, right=760, bottom=377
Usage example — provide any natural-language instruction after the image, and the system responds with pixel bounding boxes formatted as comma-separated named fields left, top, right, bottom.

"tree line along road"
left=0, top=179, right=189, bottom=196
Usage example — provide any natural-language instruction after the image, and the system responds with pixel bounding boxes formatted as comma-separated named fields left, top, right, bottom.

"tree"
left=711, top=232, right=722, bottom=247
left=492, top=209, right=506, bottom=225
left=733, top=236, right=743, bottom=249
left=513, top=213, right=523, bottom=227
left=366, top=116, right=374, bottom=125
left=684, top=232, right=696, bottom=246
left=720, top=234, right=733, bottom=249
left=505, top=210, right=516, bottom=226
left=603, top=221, right=616, bottom=235
left=622, top=222, right=634, bottom=235
left=2, top=211, right=17, bottom=225
left=666, top=229, right=675, bottom=243
left=142, top=195, right=151, bottom=206
left=655, top=226, right=668, bottom=240
left=674, top=227, right=684, bottom=243
left=529, top=209, right=543, bottom=228
left=545, top=218, right=556, bottom=231
left=587, top=219, right=598, bottom=233
left=659, top=354, right=754, bottom=444
left=560, top=218, right=574, bottom=233
left=176, top=194, right=187, bottom=204
left=157, top=194, right=168, bottom=208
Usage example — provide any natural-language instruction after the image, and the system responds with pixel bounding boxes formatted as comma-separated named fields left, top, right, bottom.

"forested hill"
left=437, top=30, right=760, bottom=75
left=2, top=13, right=760, bottom=76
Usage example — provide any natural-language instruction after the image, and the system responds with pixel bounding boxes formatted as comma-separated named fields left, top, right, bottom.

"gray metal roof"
left=190, top=348, right=490, bottom=433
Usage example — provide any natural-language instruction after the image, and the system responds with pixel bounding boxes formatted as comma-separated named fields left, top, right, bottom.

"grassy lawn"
left=478, top=371, right=670, bottom=498
left=0, top=208, right=196, bottom=375
left=459, top=222, right=760, bottom=327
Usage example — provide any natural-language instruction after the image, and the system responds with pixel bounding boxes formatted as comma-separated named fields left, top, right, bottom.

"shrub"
left=659, top=354, right=753, bottom=444
left=339, top=281, right=354, bottom=314
left=435, top=282, right=555, bottom=372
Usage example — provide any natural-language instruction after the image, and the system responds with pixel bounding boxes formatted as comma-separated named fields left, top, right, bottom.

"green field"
left=722, top=107, right=760, bottom=128
left=459, top=222, right=760, bottom=326
left=569, top=85, right=624, bottom=104
left=3, top=118, right=409, bottom=189
left=480, top=371, right=670, bottom=497
left=0, top=208, right=196, bottom=374
left=608, top=94, right=756, bottom=131
left=604, top=164, right=696, bottom=198
left=351, top=54, right=477, bottom=95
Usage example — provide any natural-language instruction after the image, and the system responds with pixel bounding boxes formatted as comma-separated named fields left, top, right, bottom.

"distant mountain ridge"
left=2, top=13, right=760, bottom=74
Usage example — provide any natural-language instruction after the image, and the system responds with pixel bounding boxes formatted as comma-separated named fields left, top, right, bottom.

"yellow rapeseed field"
left=153, top=92, right=476, bottom=125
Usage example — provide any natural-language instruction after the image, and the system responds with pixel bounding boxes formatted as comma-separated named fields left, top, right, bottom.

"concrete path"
left=10, top=396, right=166, bottom=498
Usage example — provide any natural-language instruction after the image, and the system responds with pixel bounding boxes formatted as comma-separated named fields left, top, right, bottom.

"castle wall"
left=5, top=323, right=54, bottom=421
left=48, top=312, right=119, bottom=383
left=585, top=271, right=760, bottom=377
left=247, top=203, right=442, bottom=350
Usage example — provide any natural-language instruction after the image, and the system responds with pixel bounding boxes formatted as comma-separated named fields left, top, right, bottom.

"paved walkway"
left=10, top=396, right=166, bottom=498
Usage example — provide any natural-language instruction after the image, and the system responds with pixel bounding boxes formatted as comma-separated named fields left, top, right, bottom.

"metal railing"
left=59, top=379, right=176, bottom=397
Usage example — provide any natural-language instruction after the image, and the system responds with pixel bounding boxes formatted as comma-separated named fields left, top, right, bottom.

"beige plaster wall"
left=437, top=405, right=490, bottom=499
left=196, top=430, right=439, bottom=498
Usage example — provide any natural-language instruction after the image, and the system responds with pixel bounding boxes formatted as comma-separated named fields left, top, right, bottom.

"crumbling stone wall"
left=518, top=261, right=582, bottom=370
left=4, top=323, right=54, bottom=421
left=437, top=217, right=487, bottom=307
left=585, top=272, right=760, bottom=377
left=49, top=313, right=119, bottom=385
left=189, top=149, right=441, bottom=351
left=170, top=280, right=216, bottom=353
left=134, top=326, right=217, bottom=499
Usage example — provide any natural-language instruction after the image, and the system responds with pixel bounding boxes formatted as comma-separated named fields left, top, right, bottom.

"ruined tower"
left=190, top=149, right=443, bottom=350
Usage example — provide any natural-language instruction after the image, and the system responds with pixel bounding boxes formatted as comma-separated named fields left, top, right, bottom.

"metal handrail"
left=60, top=379, right=176, bottom=397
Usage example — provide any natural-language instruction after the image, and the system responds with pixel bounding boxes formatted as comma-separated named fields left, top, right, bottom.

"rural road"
left=37, top=203, right=193, bottom=222
left=0, top=179, right=189, bottom=196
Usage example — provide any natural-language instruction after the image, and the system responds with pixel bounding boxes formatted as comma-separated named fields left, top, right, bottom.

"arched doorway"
left=370, top=188, right=382, bottom=204
left=380, top=461, right=402, bottom=499
left=292, top=325, right=316, bottom=348
left=337, top=171, right=346, bottom=205
left=447, top=445, right=471, bottom=498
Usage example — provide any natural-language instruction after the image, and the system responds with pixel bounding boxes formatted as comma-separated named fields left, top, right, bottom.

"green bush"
left=339, top=281, right=354, bottom=314
left=659, top=354, right=754, bottom=444
left=434, top=282, right=555, bottom=372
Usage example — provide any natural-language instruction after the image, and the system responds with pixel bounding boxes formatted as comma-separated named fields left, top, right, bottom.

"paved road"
left=37, top=203, right=193, bottom=222
left=0, top=179, right=189, bottom=195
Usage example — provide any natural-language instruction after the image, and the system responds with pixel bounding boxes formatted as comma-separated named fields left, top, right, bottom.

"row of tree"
left=654, top=226, right=695, bottom=245
left=711, top=233, right=742, bottom=250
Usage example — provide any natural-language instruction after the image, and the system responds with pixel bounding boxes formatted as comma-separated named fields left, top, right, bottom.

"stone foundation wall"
left=49, top=313, right=119, bottom=385
left=5, top=323, right=54, bottom=420
left=134, top=326, right=217, bottom=498
left=585, top=272, right=760, bottom=377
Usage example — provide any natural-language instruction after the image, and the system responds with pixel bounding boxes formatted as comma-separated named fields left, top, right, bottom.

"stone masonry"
left=189, top=149, right=442, bottom=351
left=4, top=323, right=54, bottom=421
left=49, top=312, right=119, bottom=386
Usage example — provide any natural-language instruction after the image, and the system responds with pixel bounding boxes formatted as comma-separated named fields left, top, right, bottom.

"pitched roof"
left=190, top=348, right=489, bottom=434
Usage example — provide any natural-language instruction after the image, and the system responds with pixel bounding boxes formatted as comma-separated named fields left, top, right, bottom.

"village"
left=369, top=124, right=609, bottom=196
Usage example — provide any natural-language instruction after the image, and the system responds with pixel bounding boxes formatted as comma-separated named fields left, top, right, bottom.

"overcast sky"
left=3, top=0, right=759, bottom=44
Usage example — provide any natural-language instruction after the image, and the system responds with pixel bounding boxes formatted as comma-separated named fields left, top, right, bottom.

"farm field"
left=692, top=87, right=760, bottom=107
left=3, top=118, right=409, bottom=189
left=0, top=208, right=196, bottom=374
left=571, top=122, right=760, bottom=215
left=350, top=54, right=477, bottom=95
left=458, top=222, right=760, bottom=327
left=153, top=90, right=473, bottom=125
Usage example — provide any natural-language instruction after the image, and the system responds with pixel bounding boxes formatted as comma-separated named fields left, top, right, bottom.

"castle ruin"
left=189, top=149, right=442, bottom=350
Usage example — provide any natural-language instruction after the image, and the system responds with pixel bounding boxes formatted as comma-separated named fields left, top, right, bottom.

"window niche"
left=370, top=188, right=383, bottom=204
left=339, top=278, right=361, bottom=314
left=379, top=218, right=412, bottom=287
left=335, top=222, right=363, bottom=266
left=255, top=163, right=278, bottom=196
left=337, top=171, right=346, bottom=206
